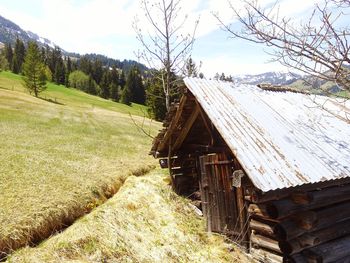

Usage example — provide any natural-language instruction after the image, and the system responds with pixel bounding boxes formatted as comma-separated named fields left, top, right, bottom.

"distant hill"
left=234, top=71, right=302, bottom=86
left=0, top=14, right=148, bottom=73
left=234, top=71, right=349, bottom=98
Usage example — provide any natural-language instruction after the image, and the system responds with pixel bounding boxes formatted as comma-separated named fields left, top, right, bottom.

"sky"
left=0, top=0, right=323, bottom=77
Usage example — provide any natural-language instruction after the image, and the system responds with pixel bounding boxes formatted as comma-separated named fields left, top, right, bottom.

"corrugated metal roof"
left=184, top=77, right=350, bottom=192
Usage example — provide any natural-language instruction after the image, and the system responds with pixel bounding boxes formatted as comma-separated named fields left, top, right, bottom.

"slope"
left=7, top=170, right=250, bottom=263
left=0, top=71, right=158, bottom=257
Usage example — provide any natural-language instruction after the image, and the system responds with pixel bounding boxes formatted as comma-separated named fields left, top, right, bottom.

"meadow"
left=0, top=71, right=158, bottom=256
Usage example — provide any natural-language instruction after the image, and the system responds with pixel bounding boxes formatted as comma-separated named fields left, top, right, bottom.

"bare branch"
left=135, top=0, right=199, bottom=110
left=214, top=0, right=350, bottom=91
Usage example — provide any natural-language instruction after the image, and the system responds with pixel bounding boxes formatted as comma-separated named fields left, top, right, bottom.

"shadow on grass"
left=39, top=96, right=65, bottom=105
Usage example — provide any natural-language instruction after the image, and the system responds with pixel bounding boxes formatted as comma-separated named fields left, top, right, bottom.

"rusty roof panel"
left=184, top=77, right=350, bottom=192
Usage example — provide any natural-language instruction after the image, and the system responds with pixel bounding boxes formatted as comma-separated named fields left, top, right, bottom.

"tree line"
left=0, top=38, right=186, bottom=121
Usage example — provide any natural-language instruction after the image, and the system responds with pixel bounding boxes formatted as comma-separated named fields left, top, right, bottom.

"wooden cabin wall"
left=245, top=182, right=350, bottom=263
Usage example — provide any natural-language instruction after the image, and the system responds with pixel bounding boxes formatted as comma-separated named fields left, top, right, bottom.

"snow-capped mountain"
left=0, top=15, right=56, bottom=48
left=234, top=71, right=302, bottom=86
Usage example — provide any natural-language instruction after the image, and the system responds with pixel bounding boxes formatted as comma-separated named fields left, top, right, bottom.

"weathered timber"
left=296, top=201, right=350, bottom=230
left=302, top=235, right=350, bottom=263
left=274, top=201, right=350, bottom=240
left=170, top=166, right=197, bottom=175
left=236, top=186, right=247, bottom=243
left=266, top=184, right=350, bottom=219
left=250, top=179, right=350, bottom=204
left=250, top=247, right=283, bottom=263
left=286, top=253, right=308, bottom=263
left=196, top=100, right=215, bottom=145
left=290, top=192, right=312, bottom=205
left=158, top=95, right=188, bottom=151
left=279, top=219, right=350, bottom=255
left=248, top=203, right=271, bottom=218
left=180, top=144, right=228, bottom=154
left=273, top=220, right=304, bottom=241
left=250, top=218, right=276, bottom=238
left=249, top=189, right=290, bottom=203
left=251, top=233, right=282, bottom=254
left=172, top=105, right=200, bottom=150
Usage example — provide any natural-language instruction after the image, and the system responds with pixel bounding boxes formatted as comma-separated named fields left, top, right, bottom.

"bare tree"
left=134, top=0, right=199, bottom=110
left=214, top=0, right=350, bottom=91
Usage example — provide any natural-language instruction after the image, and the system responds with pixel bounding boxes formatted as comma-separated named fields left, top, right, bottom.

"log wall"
left=246, top=182, right=350, bottom=263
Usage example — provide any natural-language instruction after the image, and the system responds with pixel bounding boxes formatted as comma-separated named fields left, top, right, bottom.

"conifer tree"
left=121, top=85, right=132, bottom=105
left=12, top=38, right=26, bottom=74
left=22, top=42, right=46, bottom=97
left=99, top=71, right=110, bottom=99
left=110, top=66, right=119, bottom=85
left=0, top=53, right=9, bottom=71
left=119, top=71, right=126, bottom=89
left=79, top=56, right=92, bottom=75
left=54, top=60, right=66, bottom=85
left=110, top=83, right=119, bottom=102
left=146, top=73, right=166, bottom=121
left=4, top=43, right=13, bottom=68
left=125, top=66, right=145, bottom=104
left=87, top=75, right=99, bottom=95
left=92, top=59, right=103, bottom=84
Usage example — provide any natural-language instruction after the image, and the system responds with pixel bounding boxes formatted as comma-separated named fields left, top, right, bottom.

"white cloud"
left=0, top=0, right=325, bottom=74
left=198, top=55, right=288, bottom=77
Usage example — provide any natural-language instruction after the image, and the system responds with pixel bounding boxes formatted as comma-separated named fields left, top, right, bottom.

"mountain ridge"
left=0, top=14, right=147, bottom=72
left=234, top=71, right=302, bottom=86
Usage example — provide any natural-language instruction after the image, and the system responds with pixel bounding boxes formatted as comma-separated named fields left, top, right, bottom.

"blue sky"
left=0, top=0, right=322, bottom=77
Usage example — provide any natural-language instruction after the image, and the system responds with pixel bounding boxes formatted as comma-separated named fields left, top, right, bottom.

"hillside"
left=0, top=71, right=158, bottom=257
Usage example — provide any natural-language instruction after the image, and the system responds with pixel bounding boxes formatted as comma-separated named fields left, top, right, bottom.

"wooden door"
left=198, top=153, right=246, bottom=241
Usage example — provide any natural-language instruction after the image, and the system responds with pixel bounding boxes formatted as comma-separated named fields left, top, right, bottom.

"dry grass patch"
left=0, top=72, right=159, bottom=257
left=8, top=170, right=251, bottom=263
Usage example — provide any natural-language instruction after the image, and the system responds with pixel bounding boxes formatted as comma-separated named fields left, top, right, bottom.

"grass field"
left=7, top=170, right=250, bottom=263
left=0, top=71, right=159, bottom=256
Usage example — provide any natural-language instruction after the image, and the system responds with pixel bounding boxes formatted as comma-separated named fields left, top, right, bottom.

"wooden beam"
left=195, top=100, right=214, bottom=145
left=248, top=203, right=271, bottom=218
left=252, top=178, right=350, bottom=204
left=250, top=218, right=276, bottom=237
left=251, top=233, right=282, bottom=254
left=250, top=247, right=283, bottom=263
left=158, top=94, right=188, bottom=151
left=303, top=235, right=350, bottom=263
left=178, top=144, right=229, bottom=154
left=279, top=219, right=350, bottom=255
left=172, top=104, right=200, bottom=150
left=266, top=183, right=350, bottom=219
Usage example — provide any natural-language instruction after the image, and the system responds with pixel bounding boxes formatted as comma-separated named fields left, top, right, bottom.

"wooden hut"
left=151, top=77, right=350, bottom=262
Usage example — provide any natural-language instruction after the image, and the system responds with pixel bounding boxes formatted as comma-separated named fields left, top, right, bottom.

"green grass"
left=0, top=71, right=148, bottom=117
left=0, top=71, right=160, bottom=256
left=7, top=170, right=250, bottom=263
